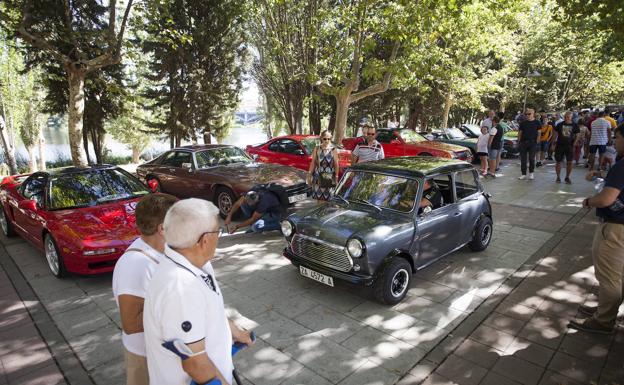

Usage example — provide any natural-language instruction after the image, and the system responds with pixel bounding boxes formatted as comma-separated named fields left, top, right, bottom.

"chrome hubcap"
left=218, top=193, right=233, bottom=215
left=0, top=210, right=7, bottom=235
left=390, top=269, right=409, bottom=297
left=481, top=224, right=492, bottom=245
left=45, top=237, right=60, bottom=275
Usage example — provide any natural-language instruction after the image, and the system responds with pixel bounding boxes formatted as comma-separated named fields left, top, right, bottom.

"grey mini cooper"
left=281, top=157, right=493, bottom=304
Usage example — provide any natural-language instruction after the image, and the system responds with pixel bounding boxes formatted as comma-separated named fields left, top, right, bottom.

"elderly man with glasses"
left=352, top=125, right=385, bottom=164
left=144, top=198, right=254, bottom=385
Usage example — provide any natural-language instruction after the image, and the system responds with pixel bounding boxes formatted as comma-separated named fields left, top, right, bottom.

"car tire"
left=214, top=187, right=236, bottom=219
left=44, top=234, right=67, bottom=278
left=469, top=216, right=493, bottom=252
left=146, top=177, right=161, bottom=193
left=0, top=207, right=15, bottom=237
left=373, top=258, right=412, bottom=305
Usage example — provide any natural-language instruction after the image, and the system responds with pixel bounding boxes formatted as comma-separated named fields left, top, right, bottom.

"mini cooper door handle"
left=453, top=212, right=462, bottom=217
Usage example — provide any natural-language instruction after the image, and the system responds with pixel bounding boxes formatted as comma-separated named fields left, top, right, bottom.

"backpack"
left=250, top=183, right=289, bottom=217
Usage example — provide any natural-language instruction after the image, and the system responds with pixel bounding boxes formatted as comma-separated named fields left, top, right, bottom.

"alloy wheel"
left=218, top=192, right=233, bottom=215
left=390, top=268, right=409, bottom=298
left=481, top=224, right=492, bottom=246
left=0, top=210, right=7, bottom=236
left=45, top=236, right=60, bottom=276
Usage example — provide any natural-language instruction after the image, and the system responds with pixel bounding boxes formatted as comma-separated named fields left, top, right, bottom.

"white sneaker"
left=529, top=173, right=534, bottom=180
left=518, top=175, right=526, bottom=180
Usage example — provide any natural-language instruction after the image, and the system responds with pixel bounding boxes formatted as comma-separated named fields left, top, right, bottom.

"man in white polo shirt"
left=144, top=198, right=254, bottom=385
left=352, top=125, right=385, bottom=163
left=112, top=193, right=178, bottom=385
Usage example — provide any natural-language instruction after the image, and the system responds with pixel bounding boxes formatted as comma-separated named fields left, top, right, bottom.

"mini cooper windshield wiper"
left=332, top=194, right=349, bottom=205
left=352, top=198, right=382, bottom=213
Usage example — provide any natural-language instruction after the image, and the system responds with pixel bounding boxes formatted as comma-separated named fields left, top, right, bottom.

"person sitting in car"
left=419, top=180, right=443, bottom=211
left=225, top=189, right=282, bottom=233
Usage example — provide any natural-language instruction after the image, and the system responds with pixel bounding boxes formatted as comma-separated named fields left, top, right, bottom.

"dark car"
left=281, top=157, right=493, bottom=304
left=458, top=124, right=518, bottom=158
left=136, top=145, right=308, bottom=217
left=0, top=166, right=148, bottom=277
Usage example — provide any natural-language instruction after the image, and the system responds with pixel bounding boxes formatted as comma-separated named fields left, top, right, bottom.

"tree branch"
left=108, top=0, right=117, bottom=48
left=115, top=0, right=133, bottom=56
left=84, top=0, right=133, bottom=73
left=349, top=41, right=400, bottom=103
left=16, top=17, right=69, bottom=64
left=64, top=0, right=79, bottom=50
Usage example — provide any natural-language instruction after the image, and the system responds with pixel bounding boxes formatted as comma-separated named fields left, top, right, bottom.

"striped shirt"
left=353, top=140, right=385, bottom=163
left=589, top=118, right=611, bottom=146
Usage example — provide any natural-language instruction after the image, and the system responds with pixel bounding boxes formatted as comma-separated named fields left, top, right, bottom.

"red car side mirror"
left=18, top=199, right=37, bottom=211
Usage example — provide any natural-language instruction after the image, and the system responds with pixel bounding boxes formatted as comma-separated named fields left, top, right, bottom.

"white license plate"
left=288, top=193, right=307, bottom=203
left=300, top=266, right=334, bottom=287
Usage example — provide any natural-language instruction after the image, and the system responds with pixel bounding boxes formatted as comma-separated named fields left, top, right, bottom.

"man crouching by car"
left=225, top=188, right=283, bottom=234
left=144, top=198, right=254, bottom=385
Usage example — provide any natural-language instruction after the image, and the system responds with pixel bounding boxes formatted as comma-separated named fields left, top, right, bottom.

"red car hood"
left=412, top=141, right=468, bottom=152
left=49, top=200, right=140, bottom=248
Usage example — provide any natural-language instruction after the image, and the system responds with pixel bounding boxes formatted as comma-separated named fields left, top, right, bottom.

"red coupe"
left=0, top=166, right=149, bottom=277
left=342, top=128, right=473, bottom=162
left=245, top=135, right=352, bottom=176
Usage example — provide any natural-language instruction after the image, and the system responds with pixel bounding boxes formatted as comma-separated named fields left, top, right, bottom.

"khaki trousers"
left=125, top=349, right=149, bottom=385
left=592, top=222, right=624, bottom=328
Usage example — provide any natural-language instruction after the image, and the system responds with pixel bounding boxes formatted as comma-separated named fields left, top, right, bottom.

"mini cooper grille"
left=290, top=234, right=353, bottom=272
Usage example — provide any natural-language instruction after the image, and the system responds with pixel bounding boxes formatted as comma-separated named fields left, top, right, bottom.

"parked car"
left=421, top=128, right=479, bottom=163
left=458, top=124, right=518, bottom=158
left=342, top=128, right=472, bottom=162
left=0, top=166, right=148, bottom=277
left=245, top=135, right=352, bottom=176
left=136, top=145, right=308, bottom=217
left=281, top=156, right=493, bottom=304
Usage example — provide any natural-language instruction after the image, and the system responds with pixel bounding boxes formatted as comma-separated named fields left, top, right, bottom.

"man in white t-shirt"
left=112, top=193, right=179, bottom=385
left=352, top=125, right=385, bottom=163
left=144, top=199, right=254, bottom=385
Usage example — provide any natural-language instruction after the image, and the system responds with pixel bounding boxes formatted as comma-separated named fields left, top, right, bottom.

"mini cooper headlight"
left=347, top=238, right=364, bottom=258
left=281, top=220, right=294, bottom=237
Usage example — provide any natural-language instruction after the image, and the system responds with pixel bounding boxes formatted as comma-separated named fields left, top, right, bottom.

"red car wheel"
left=44, top=234, right=67, bottom=278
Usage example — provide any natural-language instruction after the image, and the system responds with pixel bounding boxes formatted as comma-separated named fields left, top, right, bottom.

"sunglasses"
left=321, top=138, right=332, bottom=141
left=197, top=227, right=224, bottom=243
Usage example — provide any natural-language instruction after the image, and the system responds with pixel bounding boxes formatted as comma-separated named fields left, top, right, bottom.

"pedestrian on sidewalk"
left=574, top=120, right=588, bottom=166
left=588, top=111, right=612, bottom=171
left=518, top=108, right=541, bottom=180
left=569, top=123, right=624, bottom=334
left=553, top=111, right=579, bottom=184
left=307, top=130, right=340, bottom=201
left=144, top=198, right=254, bottom=385
left=488, top=116, right=503, bottom=177
left=112, top=193, right=179, bottom=385
left=537, top=111, right=552, bottom=167
left=477, top=125, right=490, bottom=176
left=352, top=124, right=384, bottom=164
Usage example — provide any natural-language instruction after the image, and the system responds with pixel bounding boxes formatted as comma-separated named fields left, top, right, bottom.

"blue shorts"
left=488, top=149, right=499, bottom=160
left=539, top=141, right=550, bottom=152
left=589, top=145, right=606, bottom=155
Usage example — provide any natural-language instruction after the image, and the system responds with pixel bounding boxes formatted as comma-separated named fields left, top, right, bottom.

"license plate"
left=300, top=266, right=334, bottom=287
left=288, top=193, right=307, bottom=204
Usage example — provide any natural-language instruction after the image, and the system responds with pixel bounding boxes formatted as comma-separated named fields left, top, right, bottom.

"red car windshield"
left=398, top=130, right=428, bottom=143
left=48, top=169, right=149, bottom=210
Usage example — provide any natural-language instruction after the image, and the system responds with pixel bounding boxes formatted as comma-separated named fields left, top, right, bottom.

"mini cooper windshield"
left=334, top=171, right=418, bottom=213
left=48, top=169, right=149, bottom=210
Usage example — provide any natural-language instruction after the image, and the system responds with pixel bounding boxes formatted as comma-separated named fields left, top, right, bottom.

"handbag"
left=318, top=172, right=334, bottom=188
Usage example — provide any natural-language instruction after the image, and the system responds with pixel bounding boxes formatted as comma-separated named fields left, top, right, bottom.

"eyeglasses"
left=321, top=138, right=332, bottom=141
left=197, top=227, right=224, bottom=243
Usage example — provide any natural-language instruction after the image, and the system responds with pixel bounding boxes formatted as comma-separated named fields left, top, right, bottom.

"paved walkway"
left=0, top=263, right=66, bottom=385
left=0, top=157, right=622, bottom=385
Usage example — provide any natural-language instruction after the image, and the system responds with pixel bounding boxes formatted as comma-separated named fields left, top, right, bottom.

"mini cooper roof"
left=349, top=156, right=473, bottom=179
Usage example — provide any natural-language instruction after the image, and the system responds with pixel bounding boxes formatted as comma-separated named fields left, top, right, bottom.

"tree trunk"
left=328, top=98, right=337, bottom=132
left=308, top=97, right=321, bottom=135
left=333, top=94, right=350, bottom=143
left=67, top=69, right=89, bottom=167
left=0, top=116, right=17, bottom=174
left=83, top=125, right=92, bottom=164
left=263, top=95, right=274, bottom=139
left=131, top=145, right=140, bottom=163
left=27, top=146, right=37, bottom=173
left=38, top=132, right=46, bottom=171
left=441, top=91, right=453, bottom=131
left=203, top=130, right=212, bottom=144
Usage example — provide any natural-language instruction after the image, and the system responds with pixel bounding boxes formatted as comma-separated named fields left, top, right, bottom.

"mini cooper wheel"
left=469, top=216, right=493, bottom=252
left=374, top=258, right=412, bottom=305
left=44, top=234, right=67, bottom=278
left=215, top=187, right=236, bottom=218
left=0, top=208, right=15, bottom=237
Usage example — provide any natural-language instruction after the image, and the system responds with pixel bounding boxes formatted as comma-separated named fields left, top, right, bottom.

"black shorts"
left=555, top=145, right=573, bottom=162
left=477, top=152, right=488, bottom=157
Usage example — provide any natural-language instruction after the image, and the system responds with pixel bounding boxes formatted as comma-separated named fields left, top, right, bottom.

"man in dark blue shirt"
left=569, top=123, right=624, bottom=334
left=517, top=108, right=542, bottom=180
left=225, top=189, right=282, bottom=233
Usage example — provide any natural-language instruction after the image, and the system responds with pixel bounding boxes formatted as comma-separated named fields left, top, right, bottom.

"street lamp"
left=522, top=70, right=541, bottom=112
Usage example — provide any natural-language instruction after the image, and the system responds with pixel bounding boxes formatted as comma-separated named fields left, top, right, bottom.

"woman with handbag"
left=307, top=130, right=340, bottom=201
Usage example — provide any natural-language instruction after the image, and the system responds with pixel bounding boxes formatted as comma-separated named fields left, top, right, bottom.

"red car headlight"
left=83, top=248, right=117, bottom=256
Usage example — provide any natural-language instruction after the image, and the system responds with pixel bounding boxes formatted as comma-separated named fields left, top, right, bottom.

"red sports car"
left=342, top=128, right=473, bottom=162
left=0, top=166, right=149, bottom=278
left=246, top=135, right=352, bottom=176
